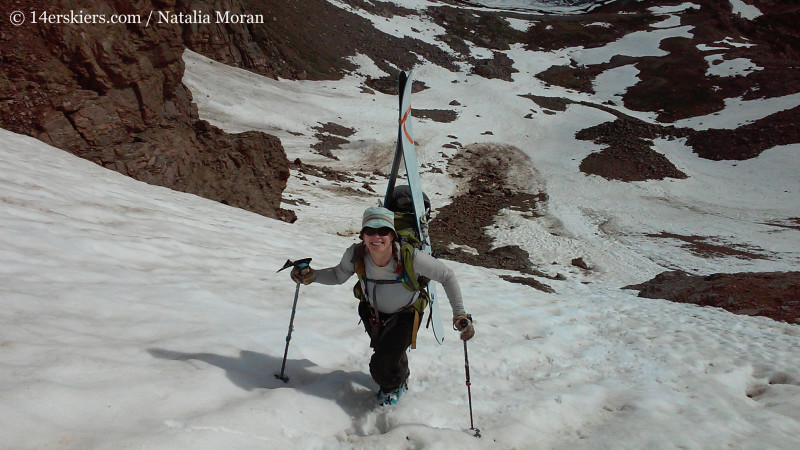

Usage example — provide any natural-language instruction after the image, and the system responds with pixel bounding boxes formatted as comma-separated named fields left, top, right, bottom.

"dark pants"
left=358, top=301, right=414, bottom=392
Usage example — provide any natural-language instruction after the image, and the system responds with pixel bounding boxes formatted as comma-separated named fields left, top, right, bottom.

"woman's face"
left=362, top=227, right=394, bottom=255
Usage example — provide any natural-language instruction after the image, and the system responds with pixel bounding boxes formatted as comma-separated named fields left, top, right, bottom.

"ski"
left=385, top=70, right=445, bottom=345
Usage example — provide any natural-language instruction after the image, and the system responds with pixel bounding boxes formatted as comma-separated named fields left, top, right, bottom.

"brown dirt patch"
left=500, top=275, right=556, bottom=294
left=625, top=271, right=800, bottom=325
left=535, top=55, right=640, bottom=94
left=575, top=119, right=688, bottom=182
left=290, top=158, right=358, bottom=183
left=572, top=106, right=799, bottom=166
left=427, top=5, right=525, bottom=53
left=763, top=218, right=800, bottom=232
left=413, top=109, right=458, bottom=123
left=686, top=106, right=800, bottom=161
left=364, top=76, right=429, bottom=95
left=535, top=64, right=596, bottom=93
left=523, top=10, right=656, bottom=52
left=471, top=51, right=518, bottom=81
left=315, top=122, right=357, bottom=137
left=519, top=94, right=570, bottom=112
left=310, top=122, right=357, bottom=159
left=578, top=145, right=687, bottom=182
left=624, top=36, right=726, bottom=123
left=429, top=143, right=557, bottom=290
left=646, top=232, right=768, bottom=260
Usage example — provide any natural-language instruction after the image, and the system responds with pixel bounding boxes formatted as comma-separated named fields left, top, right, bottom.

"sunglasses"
left=362, top=227, right=394, bottom=237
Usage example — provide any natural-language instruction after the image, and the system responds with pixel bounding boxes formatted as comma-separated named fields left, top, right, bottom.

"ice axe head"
left=277, top=258, right=312, bottom=273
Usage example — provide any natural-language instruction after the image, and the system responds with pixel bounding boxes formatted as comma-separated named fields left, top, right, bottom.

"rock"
left=624, top=271, right=800, bottom=325
left=501, top=275, right=556, bottom=294
left=470, top=52, right=517, bottom=81
left=571, top=257, right=591, bottom=270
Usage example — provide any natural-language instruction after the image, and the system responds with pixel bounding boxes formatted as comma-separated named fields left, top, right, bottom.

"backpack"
left=352, top=186, right=432, bottom=348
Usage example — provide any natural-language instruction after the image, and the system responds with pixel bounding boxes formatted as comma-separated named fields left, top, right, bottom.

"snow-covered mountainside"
left=3, top=110, right=800, bottom=448
left=182, top=0, right=800, bottom=288
left=2, top=0, right=800, bottom=448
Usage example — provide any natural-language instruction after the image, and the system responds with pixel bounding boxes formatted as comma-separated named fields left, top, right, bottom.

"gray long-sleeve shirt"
left=314, top=243, right=465, bottom=316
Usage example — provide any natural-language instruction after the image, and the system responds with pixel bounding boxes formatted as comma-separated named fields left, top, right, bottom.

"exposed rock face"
left=625, top=271, right=800, bottom=325
left=179, top=0, right=383, bottom=80
left=178, top=0, right=311, bottom=80
left=0, top=0, right=293, bottom=221
left=180, top=0, right=461, bottom=81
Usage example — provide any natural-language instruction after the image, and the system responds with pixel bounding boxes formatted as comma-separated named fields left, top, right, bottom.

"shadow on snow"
left=147, top=347, right=381, bottom=427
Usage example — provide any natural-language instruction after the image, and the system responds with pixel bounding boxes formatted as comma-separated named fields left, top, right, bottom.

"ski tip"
left=398, top=71, right=408, bottom=94
left=398, top=70, right=414, bottom=92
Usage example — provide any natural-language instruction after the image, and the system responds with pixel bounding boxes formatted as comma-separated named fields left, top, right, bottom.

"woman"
left=290, top=206, right=475, bottom=405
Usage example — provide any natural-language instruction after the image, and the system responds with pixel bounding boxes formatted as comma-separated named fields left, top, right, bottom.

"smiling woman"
left=287, top=206, right=474, bottom=406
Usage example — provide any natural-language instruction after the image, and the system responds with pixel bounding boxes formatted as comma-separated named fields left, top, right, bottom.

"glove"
left=290, top=263, right=316, bottom=285
left=453, top=313, right=475, bottom=341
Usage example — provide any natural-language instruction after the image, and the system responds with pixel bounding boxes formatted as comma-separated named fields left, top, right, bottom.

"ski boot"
left=377, top=382, right=407, bottom=406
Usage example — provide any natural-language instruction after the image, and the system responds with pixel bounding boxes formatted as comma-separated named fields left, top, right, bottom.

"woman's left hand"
left=453, top=313, right=475, bottom=341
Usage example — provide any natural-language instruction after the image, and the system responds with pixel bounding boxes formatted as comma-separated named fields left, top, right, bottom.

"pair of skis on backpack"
left=384, top=70, right=446, bottom=346
left=370, top=70, right=440, bottom=408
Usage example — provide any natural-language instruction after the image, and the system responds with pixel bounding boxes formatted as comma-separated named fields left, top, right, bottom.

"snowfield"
left=3, top=0, right=800, bottom=448
left=3, top=127, right=800, bottom=448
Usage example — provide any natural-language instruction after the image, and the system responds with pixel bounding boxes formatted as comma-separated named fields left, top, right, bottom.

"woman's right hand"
left=290, top=264, right=316, bottom=285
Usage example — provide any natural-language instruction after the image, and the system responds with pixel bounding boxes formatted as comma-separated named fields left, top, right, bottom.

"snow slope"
left=3, top=125, right=800, bottom=449
left=182, top=0, right=800, bottom=287
left=3, top=0, right=800, bottom=448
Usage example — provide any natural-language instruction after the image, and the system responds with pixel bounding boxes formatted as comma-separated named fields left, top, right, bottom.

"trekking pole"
left=460, top=328, right=481, bottom=438
left=274, top=258, right=311, bottom=383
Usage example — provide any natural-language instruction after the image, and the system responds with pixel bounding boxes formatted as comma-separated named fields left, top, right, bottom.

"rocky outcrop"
left=178, top=0, right=364, bottom=80
left=0, top=0, right=293, bottom=221
left=625, top=271, right=800, bottom=325
left=179, top=0, right=459, bottom=81
left=177, top=0, right=307, bottom=80
left=576, top=119, right=689, bottom=182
